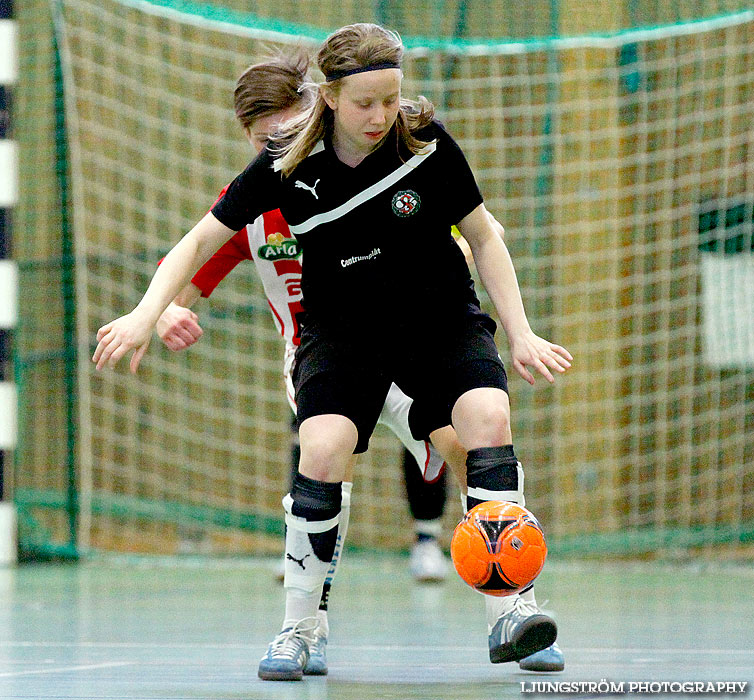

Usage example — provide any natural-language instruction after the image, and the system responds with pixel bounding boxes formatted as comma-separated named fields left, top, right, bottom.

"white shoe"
left=517, top=591, right=564, bottom=670
left=410, top=539, right=449, bottom=583
left=487, top=593, right=557, bottom=664
left=258, top=617, right=317, bottom=681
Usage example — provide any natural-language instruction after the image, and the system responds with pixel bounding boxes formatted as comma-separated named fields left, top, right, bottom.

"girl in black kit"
left=93, top=23, right=572, bottom=681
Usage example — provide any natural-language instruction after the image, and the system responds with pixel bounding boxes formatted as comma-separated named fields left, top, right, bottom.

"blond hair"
left=273, top=23, right=434, bottom=177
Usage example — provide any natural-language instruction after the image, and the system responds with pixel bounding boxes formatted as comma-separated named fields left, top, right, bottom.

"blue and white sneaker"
left=303, top=611, right=328, bottom=676
left=488, top=594, right=557, bottom=664
left=258, top=618, right=317, bottom=681
left=519, top=642, right=565, bottom=671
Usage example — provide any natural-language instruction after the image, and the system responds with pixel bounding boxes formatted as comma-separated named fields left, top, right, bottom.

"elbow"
left=487, top=213, right=505, bottom=241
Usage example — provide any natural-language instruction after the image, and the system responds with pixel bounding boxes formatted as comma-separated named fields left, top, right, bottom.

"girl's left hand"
left=508, top=330, right=572, bottom=385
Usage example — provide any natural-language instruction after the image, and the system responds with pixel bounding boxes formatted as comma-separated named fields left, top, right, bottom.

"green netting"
left=13, top=0, right=754, bottom=559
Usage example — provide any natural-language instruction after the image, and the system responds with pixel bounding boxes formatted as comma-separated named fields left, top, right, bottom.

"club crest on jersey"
left=391, top=190, right=421, bottom=218
left=258, top=232, right=300, bottom=261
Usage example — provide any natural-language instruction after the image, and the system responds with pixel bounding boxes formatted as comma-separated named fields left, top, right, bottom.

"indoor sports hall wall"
left=11, top=0, right=754, bottom=559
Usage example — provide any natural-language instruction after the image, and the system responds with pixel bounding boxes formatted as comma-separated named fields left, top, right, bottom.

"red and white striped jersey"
left=192, top=186, right=303, bottom=347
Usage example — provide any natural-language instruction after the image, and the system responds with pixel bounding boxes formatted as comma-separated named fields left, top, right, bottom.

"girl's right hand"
left=156, top=302, right=204, bottom=352
left=92, top=310, right=154, bottom=373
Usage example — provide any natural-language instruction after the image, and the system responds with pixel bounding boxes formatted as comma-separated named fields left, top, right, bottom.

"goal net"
left=27, top=0, right=754, bottom=556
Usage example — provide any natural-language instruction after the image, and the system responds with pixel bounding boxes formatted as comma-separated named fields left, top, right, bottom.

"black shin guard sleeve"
left=466, top=445, right=519, bottom=511
left=290, top=472, right=341, bottom=563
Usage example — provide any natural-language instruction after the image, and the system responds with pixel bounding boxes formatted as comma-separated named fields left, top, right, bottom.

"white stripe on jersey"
left=288, top=141, right=437, bottom=235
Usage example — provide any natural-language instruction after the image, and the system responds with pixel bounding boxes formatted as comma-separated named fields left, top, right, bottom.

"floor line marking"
left=0, top=661, right=135, bottom=678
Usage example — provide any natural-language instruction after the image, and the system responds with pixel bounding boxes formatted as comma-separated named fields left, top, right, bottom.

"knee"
left=300, top=440, right=345, bottom=479
left=298, top=415, right=357, bottom=480
left=474, top=401, right=511, bottom=437
left=452, top=388, right=512, bottom=448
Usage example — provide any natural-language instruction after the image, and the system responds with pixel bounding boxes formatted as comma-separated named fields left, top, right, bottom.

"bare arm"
left=457, top=212, right=503, bottom=267
left=457, top=204, right=572, bottom=384
left=173, top=283, right=203, bottom=308
left=487, top=212, right=505, bottom=239
left=92, top=211, right=235, bottom=372
left=156, top=224, right=253, bottom=351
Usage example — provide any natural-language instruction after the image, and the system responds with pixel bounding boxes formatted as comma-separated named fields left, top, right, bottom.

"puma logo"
left=295, top=178, right=320, bottom=199
left=286, top=553, right=310, bottom=570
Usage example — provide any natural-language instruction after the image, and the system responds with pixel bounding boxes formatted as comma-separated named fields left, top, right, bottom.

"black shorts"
left=293, top=313, right=508, bottom=454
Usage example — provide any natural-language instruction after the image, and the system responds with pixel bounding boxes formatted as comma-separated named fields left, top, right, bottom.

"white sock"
left=520, top=586, right=538, bottom=606
left=414, top=518, right=442, bottom=540
left=281, top=493, right=339, bottom=628
left=485, top=592, right=518, bottom=629
left=316, top=608, right=329, bottom=639
left=284, top=587, right=323, bottom=629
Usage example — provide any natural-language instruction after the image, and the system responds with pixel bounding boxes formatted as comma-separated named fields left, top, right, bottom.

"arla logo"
left=391, top=190, right=421, bottom=217
left=258, top=232, right=300, bottom=261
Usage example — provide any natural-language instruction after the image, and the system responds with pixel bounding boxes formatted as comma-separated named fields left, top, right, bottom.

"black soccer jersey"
left=212, top=120, right=484, bottom=337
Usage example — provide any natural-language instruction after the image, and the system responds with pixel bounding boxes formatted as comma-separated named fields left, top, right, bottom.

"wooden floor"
left=1, top=556, right=752, bottom=699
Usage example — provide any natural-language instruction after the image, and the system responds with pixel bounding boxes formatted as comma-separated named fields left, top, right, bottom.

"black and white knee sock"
left=465, top=445, right=524, bottom=511
left=282, top=473, right=341, bottom=627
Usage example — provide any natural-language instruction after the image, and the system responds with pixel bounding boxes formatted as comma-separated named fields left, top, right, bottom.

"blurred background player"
left=402, top=447, right=448, bottom=580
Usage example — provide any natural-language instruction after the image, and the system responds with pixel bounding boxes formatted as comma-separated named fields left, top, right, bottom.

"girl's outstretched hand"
left=508, top=330, right=572, bottom=385
left=92, top=310, right=154, bottom=373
